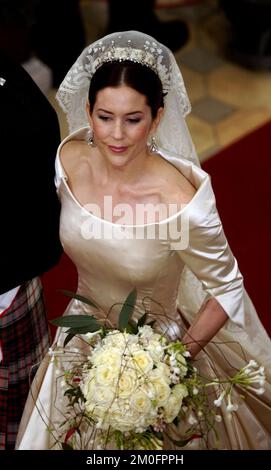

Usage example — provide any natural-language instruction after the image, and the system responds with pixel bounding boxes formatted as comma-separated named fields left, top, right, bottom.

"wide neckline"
left=56, top=127, right=209, bottom=228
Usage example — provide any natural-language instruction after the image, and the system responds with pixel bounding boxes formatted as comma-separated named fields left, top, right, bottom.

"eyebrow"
left=97, top=108, right=144, bottom=115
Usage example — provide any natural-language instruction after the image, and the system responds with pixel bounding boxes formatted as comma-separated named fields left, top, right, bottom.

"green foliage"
left=51, top=314, right=100, bottom=329
left=118, top=288, right=137, bottom=331
left=58, top=290, right=99, bottom=308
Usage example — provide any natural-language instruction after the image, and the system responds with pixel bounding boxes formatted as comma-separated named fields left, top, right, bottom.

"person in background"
left=33, top=0, right=86, bottom=86
left=0, top=0, right=35, bottom=64
left=106, top=0, right=189, bottom=52
left=220, top=0, right=271, bottom=70
left=0, top=48, right=62, bottom=448
left=0, top=0, right=86, bottom=87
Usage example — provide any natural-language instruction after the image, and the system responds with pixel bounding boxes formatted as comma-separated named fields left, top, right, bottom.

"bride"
left=16, top=31, right=271, bottom=450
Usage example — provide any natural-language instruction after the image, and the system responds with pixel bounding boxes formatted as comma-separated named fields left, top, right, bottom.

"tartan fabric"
left=0, top=278, right=51, bottom=449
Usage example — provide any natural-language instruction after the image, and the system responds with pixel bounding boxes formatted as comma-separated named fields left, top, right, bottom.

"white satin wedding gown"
left=16, top=128, right=271, bottom=450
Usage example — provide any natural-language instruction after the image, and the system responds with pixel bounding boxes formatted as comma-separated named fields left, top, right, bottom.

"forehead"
left=94, top=85, right=148, bottom=110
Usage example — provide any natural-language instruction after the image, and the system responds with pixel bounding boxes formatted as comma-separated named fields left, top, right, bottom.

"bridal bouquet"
left=50, top=289, right=266, bottom=450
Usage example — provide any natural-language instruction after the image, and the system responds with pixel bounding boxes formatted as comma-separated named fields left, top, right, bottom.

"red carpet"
left=42, top=253, right=77, bottom=336
left=42, top=120, right=271, bottom=336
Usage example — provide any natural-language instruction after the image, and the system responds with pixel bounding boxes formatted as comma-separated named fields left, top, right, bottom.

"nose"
left=112, top=120, right=124, bottom=140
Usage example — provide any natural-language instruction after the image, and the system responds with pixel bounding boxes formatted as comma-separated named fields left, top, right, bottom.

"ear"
left=150, top=107, right=164, bottom=134
left=86, top=101, right=93, bottom=128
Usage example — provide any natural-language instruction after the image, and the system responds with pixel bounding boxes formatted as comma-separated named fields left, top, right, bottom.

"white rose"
left=138, top=325, right=154, bottom=340
left=95, top=364, right=119, bottom=386
left=146, top=340, right=164, bottom=362
left=103, top=331, right=137, bottom=349
left=132, top=350, right=153, bottom=373
left=117, top=370, right=138, bottom=398
left=109, top=402, right=141, bottom=432
left=163, top=394, right=182, bottom=423
left=151, top=362, right=171, bottom=383
left=93, top=385, right=115, bottom=405
left=91, top=348, right=122, bottom=368
left=162, top=384, right=188, bottom=423
left=131, top=390, right=152, bottom=415
left=85, top=402, right=108, bottom=425
left=151, top=377, right=171, bottom=406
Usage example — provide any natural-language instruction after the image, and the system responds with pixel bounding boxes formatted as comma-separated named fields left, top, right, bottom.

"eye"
left=127, top=118, right=141, bottom=124
left=98, top=115, right=111, bottom=121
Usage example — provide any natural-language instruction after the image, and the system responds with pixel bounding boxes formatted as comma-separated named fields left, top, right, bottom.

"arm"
left=182, top=297, right=228, bottom=358
left=176, top=180, right=245, bottom=357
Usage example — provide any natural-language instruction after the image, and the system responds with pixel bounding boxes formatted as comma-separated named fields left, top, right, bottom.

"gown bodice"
left=55, top=127, right=244, bottom=335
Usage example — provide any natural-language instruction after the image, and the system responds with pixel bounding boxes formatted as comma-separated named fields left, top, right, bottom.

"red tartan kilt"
left=0, top=277, right=51, bottom=449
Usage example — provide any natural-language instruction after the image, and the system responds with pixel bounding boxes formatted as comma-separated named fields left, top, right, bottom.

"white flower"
left=188, top=413, right=198, bottom=425
left=113, top=331, right=138, bottom=347
left=132, top=350, right=153, bottom=373
left=183, top=351, right=191, bottom=358
left=214, top=390, right=226, bottom=408
left=151, top=362, right=171, bottom=383
left=131, top=390, right=152, bottom=415
left=172, top=383, right=188, bottom=400
left=254, top=387, right=265, bottom=395
left=164, top=395, right=182, bottom=423
left=117, top=370, right=138, bottom=398
left=150, top=377, right=171, bottom=406
left=146, top=340, right=164, bottom=361
left=85, top=330, right=102, bottom=342
left=215, top=414, right=222, bottom=422
left=93, top=386, right=115, bottom=405
left=226, top=394, right=238, bottom=413
left=226, top=403, right=238, bottom=412
left=175, top=354, right=188, bottom=378
left=138, top=325, right=154, bottom=340
left=169, top=354, right=177, bottom=366
left=57, top=305, right=267, bottom=451
left=95, top=364, right=119, bottom=386
left=91, top=347, right=122, bottom=368
left=248, top=360, right=258, bottom=368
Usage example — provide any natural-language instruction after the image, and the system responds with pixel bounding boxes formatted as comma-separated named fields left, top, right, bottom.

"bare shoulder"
left=155, top=156, right=197, bottom=206
left=59, top=139, right=88, bottom=175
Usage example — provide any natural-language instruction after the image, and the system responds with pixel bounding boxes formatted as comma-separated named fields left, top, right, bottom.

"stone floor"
left=48, top=0, right=271, bottom=162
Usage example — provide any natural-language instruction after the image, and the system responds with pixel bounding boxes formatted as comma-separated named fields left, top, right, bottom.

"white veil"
left=56, top=30, right=200, bottom=166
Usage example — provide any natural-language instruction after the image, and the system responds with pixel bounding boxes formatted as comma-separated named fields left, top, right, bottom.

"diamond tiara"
left=86, top=38, right=171, bottom=93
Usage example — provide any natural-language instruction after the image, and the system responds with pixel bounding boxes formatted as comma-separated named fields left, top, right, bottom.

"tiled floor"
left=49, top=0, right=271, bottom=162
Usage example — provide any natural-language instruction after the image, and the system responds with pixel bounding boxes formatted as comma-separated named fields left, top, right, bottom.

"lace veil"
left=56, top=30, right=200, bottom=166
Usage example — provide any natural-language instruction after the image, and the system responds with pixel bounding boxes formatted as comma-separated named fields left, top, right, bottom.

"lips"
left=108, top=145, right=128, bottom=153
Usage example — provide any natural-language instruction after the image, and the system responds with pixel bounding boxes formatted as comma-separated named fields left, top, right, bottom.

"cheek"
left=92, top=121, right=109, bottom=139
left=131, top=124, right=151, bottom=143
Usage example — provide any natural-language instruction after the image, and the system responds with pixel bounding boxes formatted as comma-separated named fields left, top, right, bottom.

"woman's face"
left=87, top=85, right=162, bottom=167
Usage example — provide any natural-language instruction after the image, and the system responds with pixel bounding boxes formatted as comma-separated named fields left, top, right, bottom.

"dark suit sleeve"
left=0, top=51, right=62, bottom=293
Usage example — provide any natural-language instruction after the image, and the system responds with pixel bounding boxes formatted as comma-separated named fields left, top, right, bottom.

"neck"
left=93, top=148, right=151, bottom=187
